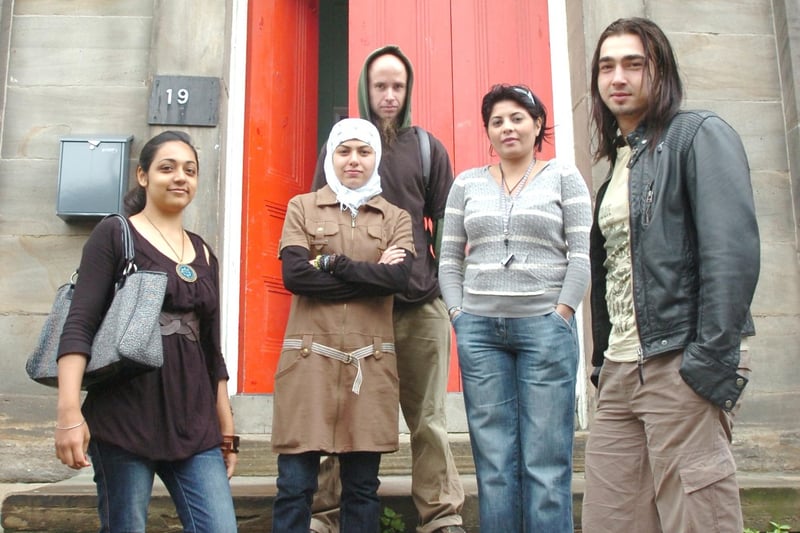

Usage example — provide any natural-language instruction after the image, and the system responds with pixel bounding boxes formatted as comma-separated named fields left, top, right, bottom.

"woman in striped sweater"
left=438, top=84, right=592, bottom=533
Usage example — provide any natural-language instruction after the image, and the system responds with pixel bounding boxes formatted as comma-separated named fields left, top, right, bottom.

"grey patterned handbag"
left=26, top=214, right=168, bottom=389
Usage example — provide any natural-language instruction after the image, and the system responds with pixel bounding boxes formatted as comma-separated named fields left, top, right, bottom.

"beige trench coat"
left=272, top=186, right=414, bottom=454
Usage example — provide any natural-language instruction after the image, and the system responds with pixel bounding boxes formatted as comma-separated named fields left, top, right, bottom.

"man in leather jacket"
left=581, top=18, right=760, bottom=533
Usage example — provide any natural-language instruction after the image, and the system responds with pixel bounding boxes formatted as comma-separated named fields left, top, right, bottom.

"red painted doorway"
left=347, top=0, right=554, bottom=392
left=239, top=0, right=554, bottom=393
left=239, top=0, right=320, bottom=392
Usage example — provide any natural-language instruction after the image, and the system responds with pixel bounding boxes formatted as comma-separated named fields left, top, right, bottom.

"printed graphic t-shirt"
left=598, top=145, right=640, bottom=363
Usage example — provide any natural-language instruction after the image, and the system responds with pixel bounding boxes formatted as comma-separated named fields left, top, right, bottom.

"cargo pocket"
left=679, top=450, right=736, bottom=494
left=678, top=449, right=741, bottom=530
left=366, top=224, right=387, bottom=255
left=306, top=219, right=340, bottom=254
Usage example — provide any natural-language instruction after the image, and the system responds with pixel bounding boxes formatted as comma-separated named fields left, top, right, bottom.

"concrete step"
left=3, top=432, right=800, bottom=532
left=5, top=393, right=799, bottom=531
left=234, top=432, right=584, bottom=476
left=3, top=471, right=800, bottom=532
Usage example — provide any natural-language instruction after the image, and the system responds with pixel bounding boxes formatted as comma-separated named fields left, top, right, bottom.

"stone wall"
left=0, top=0, right=230, bottom=394
left=775, top=0, right=800, bottom=253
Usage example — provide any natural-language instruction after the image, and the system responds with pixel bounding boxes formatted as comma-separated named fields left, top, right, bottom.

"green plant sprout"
left=380, top=506, right=405, bottom=533
left=744, top=520, right=792, bottom=533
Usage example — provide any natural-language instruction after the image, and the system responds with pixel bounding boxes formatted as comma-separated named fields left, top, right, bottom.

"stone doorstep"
left=3, top=431, right=799, bottom=532
left=234, top=432, right=564, bottom=476
left=3, top=472, right=800, bottom=533
left=234, top=430, right=800, bottom=477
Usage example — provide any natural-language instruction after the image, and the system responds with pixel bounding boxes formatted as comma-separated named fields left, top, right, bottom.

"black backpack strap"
left=414, top=125, right=431, bottom=192
left=414, top=126, right=439, bottom=258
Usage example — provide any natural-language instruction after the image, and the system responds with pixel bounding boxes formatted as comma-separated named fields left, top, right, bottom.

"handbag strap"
left=105, top=214, right=137, bottom=285
left=67, top=215, right=138, bottom=289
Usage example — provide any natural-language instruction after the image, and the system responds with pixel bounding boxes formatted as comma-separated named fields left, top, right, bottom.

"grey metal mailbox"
left=56, top=135, right=133, bottom=220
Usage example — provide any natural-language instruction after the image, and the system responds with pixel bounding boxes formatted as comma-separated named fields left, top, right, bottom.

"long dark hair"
left=590, top=17, right=683, bottom=163
left=481, top=83, right=552, bottom=153
left=123, top=130, right=198, bottom=215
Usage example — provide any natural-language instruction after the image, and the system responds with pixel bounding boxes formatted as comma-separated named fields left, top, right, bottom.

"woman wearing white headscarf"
left=272, top=118, right=415, bottom=533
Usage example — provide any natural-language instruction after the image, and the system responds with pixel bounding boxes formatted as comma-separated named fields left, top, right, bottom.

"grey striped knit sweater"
left=438, top=160, right=592, bottom=318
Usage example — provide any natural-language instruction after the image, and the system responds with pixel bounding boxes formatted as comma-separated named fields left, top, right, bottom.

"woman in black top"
left=55, top=131, right=238, bottom=533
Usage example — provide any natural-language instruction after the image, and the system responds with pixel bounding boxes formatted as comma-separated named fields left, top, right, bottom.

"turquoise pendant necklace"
left=143, top=213, right=198, bottom=283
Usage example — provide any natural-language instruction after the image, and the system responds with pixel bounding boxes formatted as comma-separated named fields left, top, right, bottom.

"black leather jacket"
left=590, top=111, right=760, bottom=411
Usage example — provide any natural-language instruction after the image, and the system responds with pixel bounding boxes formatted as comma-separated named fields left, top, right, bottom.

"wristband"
left=221, top=434, right=240, bottom=454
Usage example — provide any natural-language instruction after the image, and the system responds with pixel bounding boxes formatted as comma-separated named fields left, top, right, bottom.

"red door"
left=239, top=0, right=319, bottom=392
left=240, top=0, right=553, bottom=393
left=348, top=0, right=554, bottom=173
left=348, top=0, right=554, bottom=390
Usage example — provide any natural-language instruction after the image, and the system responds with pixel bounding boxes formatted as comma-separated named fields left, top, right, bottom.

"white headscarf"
left=323, top=118, right=383, bottom=215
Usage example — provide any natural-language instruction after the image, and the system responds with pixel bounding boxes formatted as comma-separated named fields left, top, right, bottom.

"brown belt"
left=159, top=311, right=199, bottom=341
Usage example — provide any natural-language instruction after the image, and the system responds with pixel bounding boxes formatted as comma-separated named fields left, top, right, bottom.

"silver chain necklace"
left=499, top=157, right=536, bottom=248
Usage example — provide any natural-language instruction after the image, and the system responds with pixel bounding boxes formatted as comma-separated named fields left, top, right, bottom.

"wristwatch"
left=448, top=306, right=462, bottom=320
left=221, top=434, right=240, bottom=454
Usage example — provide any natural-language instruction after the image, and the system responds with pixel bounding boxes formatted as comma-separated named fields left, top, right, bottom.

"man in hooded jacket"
left=309, top=45, right=466, bottom=533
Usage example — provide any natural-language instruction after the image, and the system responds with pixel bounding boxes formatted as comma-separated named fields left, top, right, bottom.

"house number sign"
left=148, top=75, right=220, bottom=127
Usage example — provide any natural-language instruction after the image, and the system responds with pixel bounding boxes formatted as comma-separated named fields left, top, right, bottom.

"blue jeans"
left=453, top=311, right=578, bottom=532
left=273, top=451, right=381, bottom=533
left=88, top=440, right=237, bottom=533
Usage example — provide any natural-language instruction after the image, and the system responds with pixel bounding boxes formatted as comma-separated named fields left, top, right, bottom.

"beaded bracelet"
left=320, top=253, right=338, bottom=273
left=312, top=253, right=338, bottom=273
